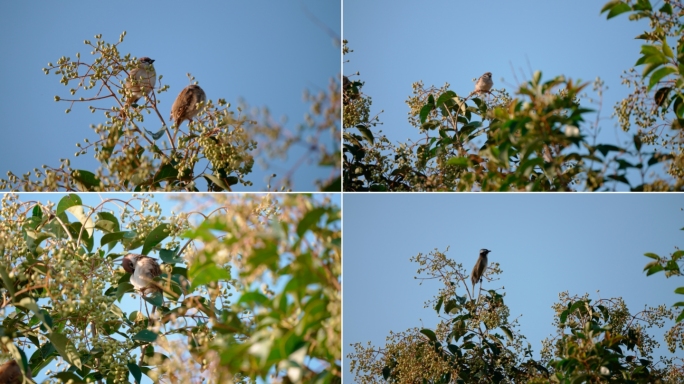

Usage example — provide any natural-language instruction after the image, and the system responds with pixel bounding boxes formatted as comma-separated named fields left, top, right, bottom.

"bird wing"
left=171, top=87, right=196, bottom=121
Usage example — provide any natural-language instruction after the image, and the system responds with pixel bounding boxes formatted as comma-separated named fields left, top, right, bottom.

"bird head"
left=122, top=253, right=140, bottom=274
left=480, top=249, right=491, bottom=257
left=138, top=57, right=155, bottom=66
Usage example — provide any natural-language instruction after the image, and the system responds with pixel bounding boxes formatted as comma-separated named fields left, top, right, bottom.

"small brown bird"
left=124, top=57, right=157, bottom=107
left=122, top=253, right=162, bottom=295
left=0, top=360, right=24, bottom=384
left=170, top=84, right=207, bottom=129
left=471, top=249, right=491, bottom=292
left=474, top=72, right=493, bottom=94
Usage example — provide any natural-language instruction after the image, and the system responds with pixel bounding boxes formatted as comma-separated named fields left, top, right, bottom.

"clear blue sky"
left=0, top=1, right=340, bottom=192
left=343, top=0, right=670, bottom=190
left=342, top=193, right=684, bottom=382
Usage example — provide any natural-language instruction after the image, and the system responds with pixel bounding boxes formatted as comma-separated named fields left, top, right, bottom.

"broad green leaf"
left=672, top=250, right=684, bottom=261
left=189, top=262, right=231, bottom=290
left=355, top=124, right=374, bottom=145
left=72, top=169, right=102, bottom=191
left=116, top=281, right=134, bottom=301
left=56, top=194, right=82, bottom=216
left=662, top=38, right=674, bottom=59
left=127, top=361, right=143, bottom=383
left=644, top=262, right=663, bottom=275
left=144, top=291, right=164, bottom=307
left=500, top=326, right=514, bottom=342
left=101, top=231, right=128, bottom=248
left=160, top=248, right=184, bottom=264
left=601, top=1, right=632, bottom=19
left=0, top=267, right=15, bottom=297
left=31, top=205, right=42, bottom=218
left=420, top=102, right=434, bottom=124
left=648, top=66, right=677, bottom=90
left=675, top=287, right=684, bottom=295
left=435, top=91, right=457, bottom=108
left=153, top=163, right=179, bottom=184
left=643, top=252, right=660, bottom=260
left=141, top=223, right=169, bottom=255
left=49, top=332, right=82, bottom=369
left=17, top=298, right=51, bottom=332
left=203, top=173, right=230, bottom=191
left=132, top=329, right=158, bottom=343
left=95, top=212, right=120, bottom=233
left=420, top=329, right=437, bottom=342
left=66, top=205, right=95, bottom=238
left=297, top=207, right=326, bottom=238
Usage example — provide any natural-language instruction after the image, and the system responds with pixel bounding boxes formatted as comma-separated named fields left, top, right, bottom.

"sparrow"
left=471, top=249, right=491, bottom=292
left=122, top=253, right=162, bottom=295
left=124, top=57, right=157, bottom=107
left=474, top=72, right=493, bottom=94
left=170, top=84, right=207, bottom=128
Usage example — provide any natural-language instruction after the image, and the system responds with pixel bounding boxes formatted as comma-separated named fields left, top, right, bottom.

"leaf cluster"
left=0, top=193, right=341, bottom=383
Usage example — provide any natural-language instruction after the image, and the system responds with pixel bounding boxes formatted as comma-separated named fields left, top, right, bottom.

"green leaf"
left=0, top=267, right=15, bottom=297
left=644, top=262, right=664, bottom=275
left=132, top=329, right=158, bottom=343
left=95, top=212, right=120, bottom=233
left=382, top=366, right=391, bottom=380
left=435, top=91, right=457, bottom=108
left=356, top=124, right=374, bottom=145
left=141, top=223, right=169, bottom=255
left=676, top=311, right=684, bottom=323
left=595, top=144, right=622, bottom=156
left=420, top=328, right=437, bottom=342
left=203, top=173, right=230, bottom=191
left=66, top=205, right=95, bottom=239
left=662, top=38, right=674, bottom=59
left=643, top=252, right=660, bottom=260
left=49, top=332, right=82, bottom=369
left=188, top=262, right=231, bottom=290
left=648, top=66, right=677, bottom=90
left=159, top=248, right=184, bottom=264
left=16, top=297, right=51, bottom=332
left=116, top=281, right=134, bottom=301
left=153, top=163, right=179, bottom=184
left=601, top=1, right=632, bottom=19
left=56, top=194, right=82, bottom=216
left=420, top=103, right=434, bottom=124
left=31, top=205, right=42, bottom=218
left=672, top=250, right=684, bottom=261
left=127, top=361, right=143, bottom=383
left=297, top=207, right=326, bottom=238
left=500, top=326, right=513, bottom=342
left=144, top=291, right=164, bottom=307
left=675, top=287, right=684, bottom=295
left=659, top=3, right=673, bottom=14
left=71, top=169, right=102, bottom=191
left=101, top=231, right=128, bottom=248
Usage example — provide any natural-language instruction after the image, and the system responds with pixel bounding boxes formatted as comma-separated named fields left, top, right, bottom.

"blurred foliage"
left=0, top=193, right=341, bottom=383
left=0, top=32, right=340, bottom=192
left=603, top=0, right=684, bottom=184
left=642, top=220, right=684, bottom=329
left=347, top=247, right=683, bottom=383
left=343, top=0, right=684, bottom=191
